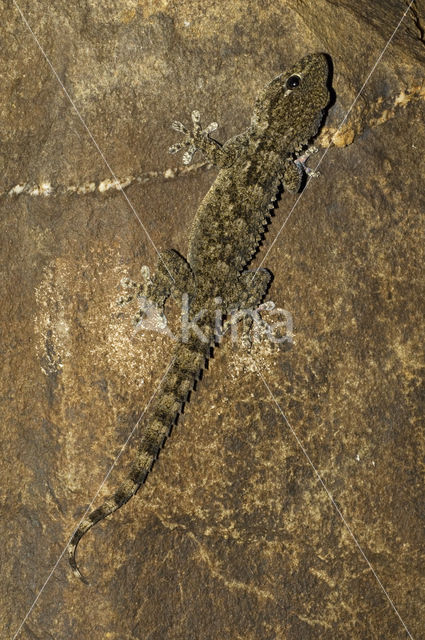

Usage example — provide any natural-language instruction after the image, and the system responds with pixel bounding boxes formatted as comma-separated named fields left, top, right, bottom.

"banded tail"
left=68, top=337, right=209, bottom=582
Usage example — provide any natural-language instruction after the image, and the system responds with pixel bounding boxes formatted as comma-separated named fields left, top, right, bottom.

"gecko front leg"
left=282, top=145, right=321, bottom=192
left=169, top=110, right=234, bottom=168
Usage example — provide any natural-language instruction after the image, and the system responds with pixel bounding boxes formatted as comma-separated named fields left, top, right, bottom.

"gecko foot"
left=295, top=145, right=320, bottom=178
left=240, top=304, right=277, bottom=351
left=117, top=272, right=146, bottom=306
left=133, top=296, right=170, bottom=335
left=118, top=265, right=152, bottom=308
left=118, top=267, right=168, bottom=332
left=169, top=110, right=218, bottom=165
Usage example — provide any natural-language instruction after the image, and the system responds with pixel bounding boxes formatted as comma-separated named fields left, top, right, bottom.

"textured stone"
left=1, top=1, right=424, bottom=639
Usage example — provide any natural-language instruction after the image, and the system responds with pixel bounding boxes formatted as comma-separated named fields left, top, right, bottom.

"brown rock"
left=1, top=1, right=424, bottom=638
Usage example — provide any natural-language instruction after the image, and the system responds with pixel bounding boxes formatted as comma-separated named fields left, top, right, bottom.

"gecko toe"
left=171, top=121, right=188, bottom=133
left=182, top=145, right=197, bottom=165
left=204, top=121, right=218, bottom=134
left=168, top=142, right=185, bottom=154
left=191, top=109, right=201, bottom=125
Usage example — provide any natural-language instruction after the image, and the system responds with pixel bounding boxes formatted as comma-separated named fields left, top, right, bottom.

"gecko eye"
left=286, top=74, right=301, bottom=90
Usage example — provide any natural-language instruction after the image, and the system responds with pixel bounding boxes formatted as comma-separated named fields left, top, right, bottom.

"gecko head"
left=251, top=53, right=330, bottom=152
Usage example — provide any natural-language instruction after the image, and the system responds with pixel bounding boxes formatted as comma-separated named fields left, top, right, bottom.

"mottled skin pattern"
left=69, top=53, right=330, bottom=582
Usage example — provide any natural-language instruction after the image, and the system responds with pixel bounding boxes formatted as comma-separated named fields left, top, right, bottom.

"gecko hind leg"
left=119, top=249, right=194, bottom=329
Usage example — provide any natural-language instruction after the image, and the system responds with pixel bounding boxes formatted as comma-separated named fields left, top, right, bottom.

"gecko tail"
left=68, top=475, right=142, bottom=583
left=68, top=340, right=208, bottom=583
left=67, top=394, right=188, bottom=582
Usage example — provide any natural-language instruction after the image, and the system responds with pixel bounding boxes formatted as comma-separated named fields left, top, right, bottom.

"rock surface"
left=1, top=1, right=424, bottom=638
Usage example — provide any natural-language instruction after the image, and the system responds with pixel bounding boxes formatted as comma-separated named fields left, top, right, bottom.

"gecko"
left=69, top=52, right=330, bottom=582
